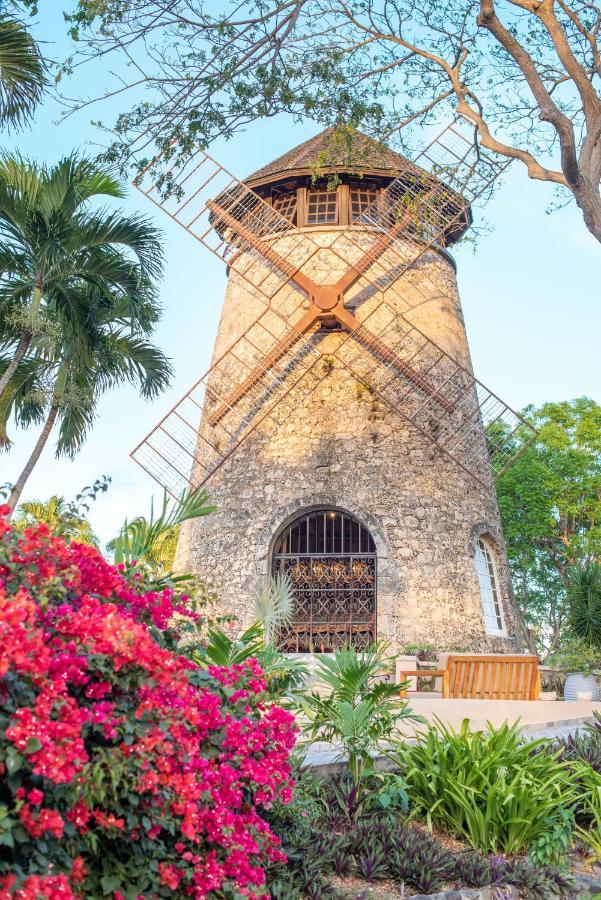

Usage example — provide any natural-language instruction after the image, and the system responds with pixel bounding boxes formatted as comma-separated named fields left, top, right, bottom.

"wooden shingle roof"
left=244, top=127, right=427, bottom=187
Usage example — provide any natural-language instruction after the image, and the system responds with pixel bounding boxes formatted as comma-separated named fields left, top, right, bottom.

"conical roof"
left=244, top=127, right=426, bottom=187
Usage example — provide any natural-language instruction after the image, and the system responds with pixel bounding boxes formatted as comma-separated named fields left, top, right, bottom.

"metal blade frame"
left=131, top=120, right=535, bottom=492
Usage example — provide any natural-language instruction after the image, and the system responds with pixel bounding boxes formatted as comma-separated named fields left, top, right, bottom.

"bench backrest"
left=446, top=654, right=540, bottom=700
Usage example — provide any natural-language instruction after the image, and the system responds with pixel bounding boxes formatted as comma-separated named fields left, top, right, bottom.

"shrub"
left=548, top=638, right=601, bottom=676
left=295, top=644, right=421, bottom=786
left=0, top=509, right=295, bottom=898
left=394, top=719, right=577, bottom=855
left=573, top=761, right=601, bottom=863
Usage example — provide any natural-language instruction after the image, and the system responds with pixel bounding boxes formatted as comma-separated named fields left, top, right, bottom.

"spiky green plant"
left=567, top=562, right=601, bottom=649
left=393, top=719, right=577, bottom=855
left=252, top=573, right=294, bottom=645
left=110, top=486, right=215, bottom=584
left=295, top=643, right=420, bottom=785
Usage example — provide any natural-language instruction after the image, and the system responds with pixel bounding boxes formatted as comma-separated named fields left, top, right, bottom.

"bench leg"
left=442, top=670, right=450, bottom=699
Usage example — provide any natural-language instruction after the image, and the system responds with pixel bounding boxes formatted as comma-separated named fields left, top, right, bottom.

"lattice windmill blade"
left=134, top=146, right=318, bottom=309
left=132, top=306, right=330, bottom=498
left=332, top=303, right=537, bottom=486
left=328, top=121, right=510, bottom=310
left=132, top=118, right=535, bottom=495
left=134, top=142, right=450, bottom=428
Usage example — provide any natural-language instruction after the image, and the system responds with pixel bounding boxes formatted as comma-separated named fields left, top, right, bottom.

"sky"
left=2, top=3, right=600, bottom=546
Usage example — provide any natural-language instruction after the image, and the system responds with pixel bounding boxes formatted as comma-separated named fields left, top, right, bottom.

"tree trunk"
left=0, top=331, right=32, bottom=400
left=573, top=181, right=601, bottom=244
left=8, top=402, right=59, bottom=513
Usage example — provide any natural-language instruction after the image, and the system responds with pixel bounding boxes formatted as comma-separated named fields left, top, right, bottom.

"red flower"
left=0, top=509, right=295, bottom=898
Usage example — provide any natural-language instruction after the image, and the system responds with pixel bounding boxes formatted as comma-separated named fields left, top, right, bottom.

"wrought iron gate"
left=272, top=509, right=377, bottom=652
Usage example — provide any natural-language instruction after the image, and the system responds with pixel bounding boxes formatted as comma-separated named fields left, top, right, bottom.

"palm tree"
left=0, top=14, right=45, bottom=130
left=0, top=152, right=163, bottom=401
left=4, top=285, right=172, bottom=510
left=13, top=495, right=99, bottom=546
left=110, top=485, right=216, bottom=581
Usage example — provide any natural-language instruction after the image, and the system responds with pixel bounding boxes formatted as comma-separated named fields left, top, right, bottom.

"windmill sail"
left=132, top=122, right=536, bottom=495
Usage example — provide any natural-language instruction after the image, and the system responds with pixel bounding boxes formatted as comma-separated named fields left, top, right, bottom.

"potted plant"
left=548, top=639, right=601, bottom=701
left=560, top=561, right=601, bottom=700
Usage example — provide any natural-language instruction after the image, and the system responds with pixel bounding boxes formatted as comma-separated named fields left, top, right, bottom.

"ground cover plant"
left=0, top=507, right=296, bottom=897
left=263, top=768, right=577, bottom=898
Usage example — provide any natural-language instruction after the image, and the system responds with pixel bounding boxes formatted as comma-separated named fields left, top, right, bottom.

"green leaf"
left=24, top=736, right=42, bottom=754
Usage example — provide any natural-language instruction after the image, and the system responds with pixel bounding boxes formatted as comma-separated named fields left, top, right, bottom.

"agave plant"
left=295, top=643, right=421, bottom=785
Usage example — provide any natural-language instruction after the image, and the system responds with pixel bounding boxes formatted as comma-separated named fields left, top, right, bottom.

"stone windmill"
left=132, top=124, right=536, bottom=655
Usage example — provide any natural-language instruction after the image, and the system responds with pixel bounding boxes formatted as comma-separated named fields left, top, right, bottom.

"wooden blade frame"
left=132, top=121, right=537, bottom=494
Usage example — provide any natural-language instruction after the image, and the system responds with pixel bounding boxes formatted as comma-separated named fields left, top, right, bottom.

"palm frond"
left=252, top=573, right=294, bottom=644
left=0, top=15, right=45, bottom=130
left=111, top=485, right=216, bottom=571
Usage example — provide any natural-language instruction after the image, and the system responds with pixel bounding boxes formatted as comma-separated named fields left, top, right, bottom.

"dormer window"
left=307, top=185, right=338, bottom=224
left=271, top=185, right=297, bottom=223
left=350, top=181, right=379, bottom=222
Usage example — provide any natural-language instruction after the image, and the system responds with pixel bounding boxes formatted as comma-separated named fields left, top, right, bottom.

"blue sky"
left=2, top=3, right=599, bottom=545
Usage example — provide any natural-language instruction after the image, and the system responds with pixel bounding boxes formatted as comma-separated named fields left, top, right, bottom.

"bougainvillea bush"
left=0, top=507, right=295, bottom=898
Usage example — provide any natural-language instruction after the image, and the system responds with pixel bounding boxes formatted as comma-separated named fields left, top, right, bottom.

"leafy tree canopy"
left=495, top=397, right=601, bottom=656
left=58, top=0, right=601, bottom=242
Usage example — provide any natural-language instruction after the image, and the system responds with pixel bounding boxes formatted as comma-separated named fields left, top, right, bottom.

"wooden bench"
left=398, top=654, right=541, bottom=700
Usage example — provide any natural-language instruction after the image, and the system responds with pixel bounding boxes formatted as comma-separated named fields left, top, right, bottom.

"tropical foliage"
left=0, top=153, right=169, bottom=509
left=297, top=644, right=420, bottom=785
left=0, top=13, right=45, bottom=130
left=252, top=573, right=294, bottom=645
left=110, top=485, right=215, bottom=583
left=193, top=622, right=308, bottom=701
left=495, top=398, right=601, bottom=657
left=395, top=719, right=577, bottom=856
left=0, top=506, right=295, bottom=897
left=12, top=494, right=99, bottom=546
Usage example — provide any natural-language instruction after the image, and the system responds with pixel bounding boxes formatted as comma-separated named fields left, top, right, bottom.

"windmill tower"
left=133, top=125, right=536, bottom=654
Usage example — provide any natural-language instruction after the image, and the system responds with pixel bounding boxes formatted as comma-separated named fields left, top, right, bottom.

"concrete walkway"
left=396, top=696, right=601, bottom=739
left=302, top=698, right=601, bottom=771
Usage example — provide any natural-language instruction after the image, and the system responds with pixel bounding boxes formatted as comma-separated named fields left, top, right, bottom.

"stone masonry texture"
left=175, top=224, right=524, bottom=654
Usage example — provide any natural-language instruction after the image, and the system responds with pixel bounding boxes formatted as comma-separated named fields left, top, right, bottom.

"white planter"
left=564, top=672, right=600, bottom=701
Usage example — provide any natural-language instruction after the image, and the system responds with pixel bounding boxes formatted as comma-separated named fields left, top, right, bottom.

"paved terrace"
left=302, top=698, right=601, bottom=772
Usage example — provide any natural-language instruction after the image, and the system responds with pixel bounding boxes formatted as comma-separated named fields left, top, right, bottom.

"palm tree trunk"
left=8, top=401, right=59, bottom=513
left=0, top=331, right=32, bottom=400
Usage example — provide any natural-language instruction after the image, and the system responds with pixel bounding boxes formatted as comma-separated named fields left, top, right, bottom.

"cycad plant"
left=296, top=643, right=420, bottom=785
left=567, top=561, right=601, bottom=649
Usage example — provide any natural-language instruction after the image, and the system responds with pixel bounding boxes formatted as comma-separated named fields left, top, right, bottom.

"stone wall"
left=175, top=225, right=523, bottom=653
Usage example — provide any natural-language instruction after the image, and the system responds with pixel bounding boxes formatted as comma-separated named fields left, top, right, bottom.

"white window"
left=475, top=539, right=505, bottom=635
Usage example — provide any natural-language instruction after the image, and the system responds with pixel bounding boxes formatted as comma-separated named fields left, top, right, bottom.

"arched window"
left=474, top=538, right=505, bottom=635
left=272, top=508, right=377, bottom=652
